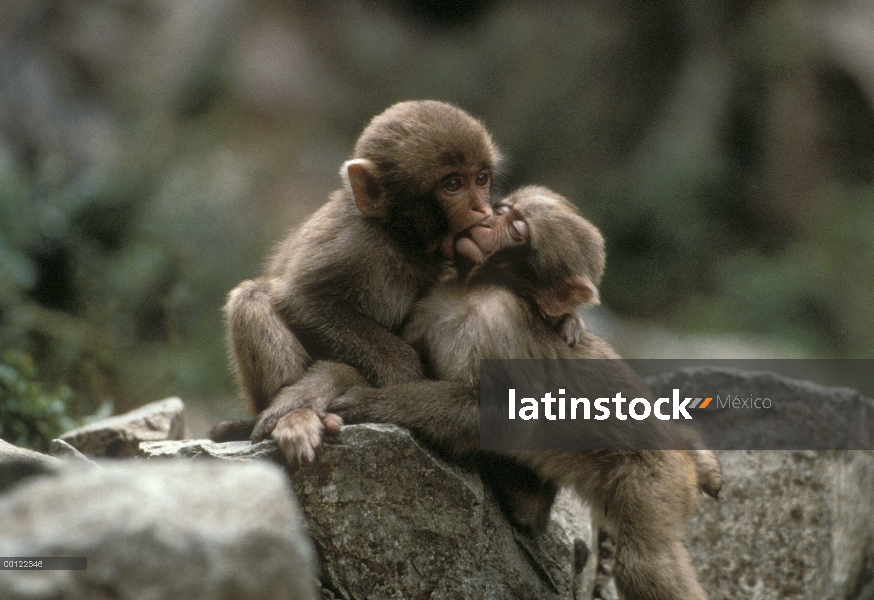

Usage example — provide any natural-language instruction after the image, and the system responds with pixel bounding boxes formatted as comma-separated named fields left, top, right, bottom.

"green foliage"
left=0, top=350, right=76, bottom=452
left=675, top=183, right=874, bottom=357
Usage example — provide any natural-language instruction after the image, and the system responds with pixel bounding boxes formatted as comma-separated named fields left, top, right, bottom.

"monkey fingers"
left=557, top=312, right=587, bottom=347
left=251, top=402, right=294, bottom=442
left=325, top=387, right=370, bottom=424
left=271, top=408, right=330, bottom=466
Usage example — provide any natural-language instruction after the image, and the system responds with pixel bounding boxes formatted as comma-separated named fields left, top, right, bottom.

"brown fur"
left=330, top=187, right=721, bottom=600
left=219, top=101, right=500, bottom=464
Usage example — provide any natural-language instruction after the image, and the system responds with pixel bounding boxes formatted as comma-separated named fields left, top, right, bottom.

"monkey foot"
left=271, top=408, right=343, bottom=467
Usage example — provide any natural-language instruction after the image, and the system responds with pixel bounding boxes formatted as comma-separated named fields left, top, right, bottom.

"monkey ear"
left=342, top=159, right=388, bottom=218
left=535, top=275, right=600, bottom=317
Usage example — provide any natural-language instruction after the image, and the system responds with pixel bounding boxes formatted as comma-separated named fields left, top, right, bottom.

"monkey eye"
left=511, top=219, right=529, bottom=240
left=494, top=204, right=511, bottom=215
left=443, top=177, right=464, bottom=193
left=476, top=171, right=490, bottom=187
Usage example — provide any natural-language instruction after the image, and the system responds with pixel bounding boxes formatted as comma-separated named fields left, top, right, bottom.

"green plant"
left=0, top=350, right=77, bottom=452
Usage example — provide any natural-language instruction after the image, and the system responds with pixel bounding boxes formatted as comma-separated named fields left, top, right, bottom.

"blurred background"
left=1, top=0, right=872, bottom=443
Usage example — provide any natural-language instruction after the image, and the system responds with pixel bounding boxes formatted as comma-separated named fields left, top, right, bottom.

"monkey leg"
left=592, top=452, right=706, bottom=600
left=252, top=360, right=365, bottom=440
left=252, top=361, right=365, bottom=465
left=475, top=454, right=558, bottom=533
left=208, top=419, right=256, bottom=442
left=329, top=381, right=481, bottom=455
left=521, top=450, right=707, bottom=600
left=225, top=278, right=311, bottom=414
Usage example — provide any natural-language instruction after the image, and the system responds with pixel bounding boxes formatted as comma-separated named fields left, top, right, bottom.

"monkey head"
left=453, top=186, right=604, bottom=317
left=340, top=100, right=501, bottom=251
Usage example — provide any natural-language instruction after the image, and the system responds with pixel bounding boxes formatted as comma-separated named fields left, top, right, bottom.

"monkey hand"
left=328, top=386, right=414, bottom=425
left=326, top=386, right=374, bottom=424
left=271, top=407, right=344, bottom=466
left=557, top=312, right=587, bottom=348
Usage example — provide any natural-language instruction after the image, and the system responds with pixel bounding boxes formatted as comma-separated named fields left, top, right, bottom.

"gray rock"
left=291, top=424, right=596, bottom=600
left=645, top=369, right=874, bottom=599
left=140, top=427, right=597, bottom=599
left=60, top=397, right=185, bottom=457
left=48, top=439, right=99, bottom=469
left=647, top=367, right=874, bottom=450
left=140, top=438, right=280, bottom=461
left=0, top=460, right=317, bottom=600
left=675, top=450, right=874, bottom=600
left=0, top=439, right=63, bottom=492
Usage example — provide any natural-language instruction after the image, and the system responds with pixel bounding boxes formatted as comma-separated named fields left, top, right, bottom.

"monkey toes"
left=691, top=449, right=724, bottom=499
left=272, top=408, right=340, bottom=466
left=251, top=409, right=283, bottom=443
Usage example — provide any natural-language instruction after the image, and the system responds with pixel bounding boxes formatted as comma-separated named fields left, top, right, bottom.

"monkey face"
left=348, top=100, right=502, bottom=253
left=447, top=186, right=604, bottom=317
left=437, top=168, right=494, bottom=237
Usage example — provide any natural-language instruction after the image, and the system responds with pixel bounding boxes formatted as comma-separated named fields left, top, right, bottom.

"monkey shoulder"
left=265, top=194, right=353, bottom=278
left=404, top=283, right=569, bottom=379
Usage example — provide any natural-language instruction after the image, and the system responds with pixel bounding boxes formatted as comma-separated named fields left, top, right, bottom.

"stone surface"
left=291, top=424, right=596, bottom=600
left=646, top=369, right=874, bottom=600
left=149, top=426, right=597, bottom=599
left=140, top=438, right=281, bottom=461
left=48, top=439, right=100, bottom=469
left=647, top=366, right=874, bottom=450
left=0, top=439, right=63, bottom=492
left=60, top=397, right=185, bottom=457
left=680, top=450, right=874, bottom=600
left=5, top=368, right=870, bottom=599
left=0, top=460, right=317, bottom=600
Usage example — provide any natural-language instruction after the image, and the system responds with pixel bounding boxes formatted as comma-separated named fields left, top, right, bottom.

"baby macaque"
left=331, top=186, right=721, bottom=600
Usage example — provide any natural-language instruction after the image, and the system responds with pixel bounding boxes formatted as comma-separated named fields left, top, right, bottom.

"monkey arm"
left=330, top=381, right=481, bottom=455
left=281, top=296, right=426, bottom=389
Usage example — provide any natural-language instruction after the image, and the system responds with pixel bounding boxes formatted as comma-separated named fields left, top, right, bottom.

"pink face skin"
left=443, top=202, right=530, bottom=264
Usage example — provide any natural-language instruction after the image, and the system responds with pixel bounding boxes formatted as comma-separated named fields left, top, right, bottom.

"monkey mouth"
left=447, top=224, right=498, bottom=264
left=454, top=235, right=487, bottom=264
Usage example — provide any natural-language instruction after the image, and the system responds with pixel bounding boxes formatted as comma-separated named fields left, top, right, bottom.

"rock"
left=141, top=426, right=597, bottom=599
left=140, top=438, right=280, bottom=461
left=48, top=439, right=99, bottom=469
left=291, top=424, right=596, bottom=600
left=645, top=369, right=874, bottom=600
left=592, top=532, right=619, bottom=600
left=0, top=439, right=63, bottom=492
left=140, top=432, right=597, bottom=599
left=0, top=460, right=317, bottom=600
left=60, top=397, right=185, bottom=457
left=677, top=450, right=874, bottom=600
left=647, top=367, right=874, bottom=450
